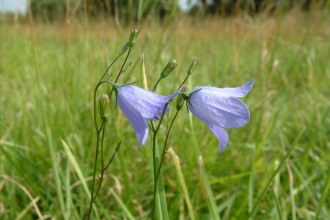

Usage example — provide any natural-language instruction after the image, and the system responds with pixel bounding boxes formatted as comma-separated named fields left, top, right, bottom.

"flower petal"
left=208, top=124, right=229, bottom=152
left=195, top=80, right=253, bottom=97
left=118, top=85, right=181, bottom=120
left=188, top=88, right=250, bottom=128
left=117, top=95, right=148, bottom=146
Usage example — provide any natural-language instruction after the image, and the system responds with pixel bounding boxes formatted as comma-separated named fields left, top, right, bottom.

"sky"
left=0, top=0, right=27, bottom=14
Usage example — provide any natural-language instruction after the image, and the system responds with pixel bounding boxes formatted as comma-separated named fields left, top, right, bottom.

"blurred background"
left=1, top=0, right=330, bottom=219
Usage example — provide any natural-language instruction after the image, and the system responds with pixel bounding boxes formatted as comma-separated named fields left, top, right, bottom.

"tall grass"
left=0, top=7, right=330, bottom=219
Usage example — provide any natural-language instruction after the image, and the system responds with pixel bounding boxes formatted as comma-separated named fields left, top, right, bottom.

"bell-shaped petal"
left=117, top=85, right=181, bottom=146
left=118, top=85, right=181, bottom=120
left=199, top=80, right=253, bottom=97
left=117, top=96, right=148, bottom=146
left=188, top=89, right=250, bottom=128
left=208, top=124, right=229, bottom=153
left=185, top=80, right=253, bottom=152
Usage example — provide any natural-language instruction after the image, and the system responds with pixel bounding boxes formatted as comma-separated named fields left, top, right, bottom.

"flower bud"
left=99, top=94, right=110, bottom=122
left=161, top=59, right=178, bottom=79
left=176, top=85, right=189, bottom=111
left=128, top=28, right=140, bottom=48
left=119, top=43, right=129, bottom=56
left=187, top=59, right=199, bottom=75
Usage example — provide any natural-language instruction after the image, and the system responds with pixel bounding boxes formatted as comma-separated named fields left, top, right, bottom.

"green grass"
left=1, top=9, right=330, bottom=219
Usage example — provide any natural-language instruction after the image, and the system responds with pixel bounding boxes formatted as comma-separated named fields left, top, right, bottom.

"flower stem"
left=87, top=123, right=103, bottom=220
left=155, top=110, right=179, bottom=182
left=92, top=124, right=106, bottom=201
left=114, top=48, right=131, bottom=83
left=151, top=130, right=158, bottom=220
left=151, top=131, right=169, bottom=220
left=150, top=103, right=171, bottom=220
left=109, top=48, right=132, bottom=99
left=152, top=78, right=162, bottom=92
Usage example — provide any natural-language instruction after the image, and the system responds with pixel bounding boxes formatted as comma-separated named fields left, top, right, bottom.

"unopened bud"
left=119, top=43, right=129, bottom=56
left=128, top=28, right=140, bottom=47
left=176, top=85, right=189, bottom=111
left=99, top=94, right=110, bottom=122
left=187, top=59, right=199, bottom=75
left=161, top=59, right=178, bottom=79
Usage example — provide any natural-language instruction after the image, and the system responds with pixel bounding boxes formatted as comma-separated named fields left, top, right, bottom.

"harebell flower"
left=111, top=83, right=182, bottom=146
left=180, top=80, right=253, bottom=152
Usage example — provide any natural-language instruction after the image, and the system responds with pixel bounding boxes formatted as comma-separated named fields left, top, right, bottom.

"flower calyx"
left=178, top=85, right=201, bottom=111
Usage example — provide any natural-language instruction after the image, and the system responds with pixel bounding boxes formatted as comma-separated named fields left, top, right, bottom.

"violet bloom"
left=183, top=80, right=253, bottom=152
left=112, top=84, right=181, bottom=146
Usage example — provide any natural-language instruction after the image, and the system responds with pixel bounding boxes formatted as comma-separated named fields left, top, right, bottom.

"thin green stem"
left=93, top=77, right=118, bottom=131
left=104, top=142, right=121, bottom=171
left=155, top=110, right=179, bottom=182
left=180, top=75, right=190, bottom=88
left=150, top=103, right=171, bottom=220
left=88, top=53, right=122, bottom=218
left=114, top=48, right=131, bottom=83
left=87, top=122, right=103, bottom=220
left=152, top=78, right=162, bottom=92
left=93, top=124, right=106, bottom=201
left=99, top=55, right=121, bottom=84
left=151, top=129, right=158, bottom=220
left=109, top=47, right=132, bottom=99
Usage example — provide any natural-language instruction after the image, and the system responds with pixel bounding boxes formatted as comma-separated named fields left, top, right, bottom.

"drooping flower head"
left=180, top=80, right=253, bottom=152
left=111, top=83, right=181, bottom=146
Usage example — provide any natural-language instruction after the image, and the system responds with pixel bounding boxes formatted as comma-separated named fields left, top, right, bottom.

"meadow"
left=1, top=7, right=330, bottom=220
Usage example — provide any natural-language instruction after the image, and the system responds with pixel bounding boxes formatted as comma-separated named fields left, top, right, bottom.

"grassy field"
left=1, top=8, right=330, bottom=219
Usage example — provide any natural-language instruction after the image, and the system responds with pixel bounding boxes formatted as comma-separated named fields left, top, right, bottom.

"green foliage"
left=28, top=0, right=329, bottom=23
left=1, top=9, right=330, bottom=219
left=30, top=0, right=70, bottom=21
left=29, top=0, right=178, bottom=23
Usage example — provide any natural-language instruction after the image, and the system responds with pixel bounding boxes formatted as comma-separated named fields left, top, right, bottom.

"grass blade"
left=248, top=127, right=305, bottom=219
left=61, top=139, right=100, bottom=220
left=168, top=148, right=195, bottom=220
left=110, top=189, right=135, bottom=220
left=198, top=156, right=221, bottom=220
left=315, top=173, right=330, bottom=219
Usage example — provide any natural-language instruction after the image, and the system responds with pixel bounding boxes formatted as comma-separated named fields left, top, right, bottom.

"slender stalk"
left=180, top=75, right=190, bottom=89
left=92, top=124, right=106, bottom=201
left=87, top=122, right=103, bottom=220
left=155, top=110, right=179, bottom=182
left=152, top=78, right=162, bottom=92
left=88, top=43, right=131, bottom=218
left=99, top=55, right=121, bottom=84
left=152, top=77, right=188, bottom=184
left=114, top=48, right=131, bottom=83
left=93, top=133, right=121, bottom=200
left=151, top=130, right=158, bottom=220
left=104, top=142, right=121, bottom=171
left=109, top=48, right=132, bottom=98
left=93, top=57, right=121, bottom=131
left=150, top=103, right=170, bottom=219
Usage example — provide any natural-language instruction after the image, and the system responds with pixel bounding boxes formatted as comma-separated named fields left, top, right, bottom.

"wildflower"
left=181, top=80, right=253, bottom=152
left=111, top=83, right=181, bottom=146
